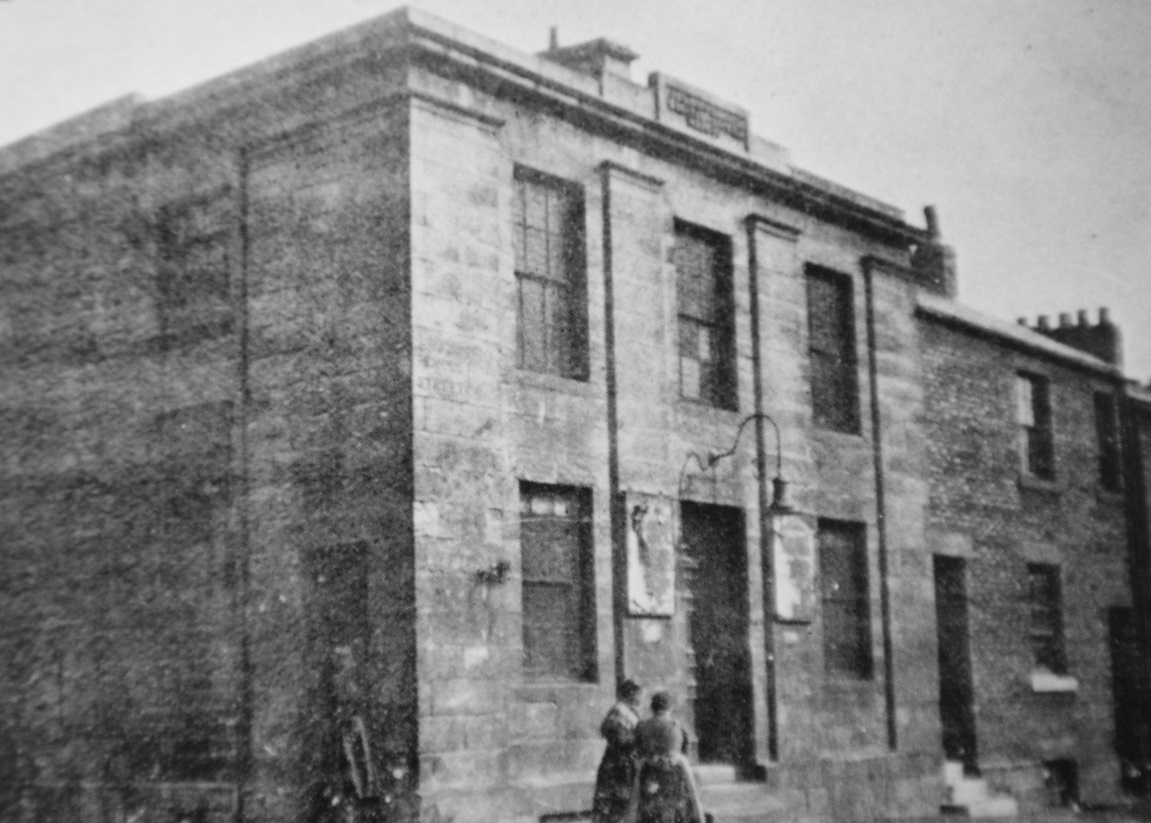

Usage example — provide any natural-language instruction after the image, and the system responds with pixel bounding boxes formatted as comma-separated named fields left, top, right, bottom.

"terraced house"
left=1, top=8, right=1148, bottom=823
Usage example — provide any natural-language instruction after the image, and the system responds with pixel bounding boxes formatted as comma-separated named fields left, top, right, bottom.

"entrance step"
left=941, top=760, right=1018, bottom=819
left=695, top=771, right=793, bottom=823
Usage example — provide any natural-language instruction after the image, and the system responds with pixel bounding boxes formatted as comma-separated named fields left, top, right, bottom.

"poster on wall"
left=774, top=516, right=815, bottom=623
left=626, top=494, right=676, bottom=617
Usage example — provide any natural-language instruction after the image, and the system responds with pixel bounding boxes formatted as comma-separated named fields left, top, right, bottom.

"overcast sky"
left=2, top=0, right=1149, bottom=379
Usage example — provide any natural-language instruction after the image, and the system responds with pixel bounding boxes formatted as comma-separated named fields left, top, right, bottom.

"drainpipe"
left=234, top=149, right=255, bottom=822
left=862, top=257, right=898, bottom=751
left=745, top=217, right=779, bottom=761
left=600, top=165, right=626, bottom=686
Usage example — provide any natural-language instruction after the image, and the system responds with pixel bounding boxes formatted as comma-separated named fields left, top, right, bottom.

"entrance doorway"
left=680, top=502, right=752, bottom=765
left=934, top=555, right=978, bottom=773
left=1108, top=606, right=1149, bottom=794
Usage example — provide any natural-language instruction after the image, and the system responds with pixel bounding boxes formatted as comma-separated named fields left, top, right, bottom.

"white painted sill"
left=1030, top=670, right=1079, bottom=693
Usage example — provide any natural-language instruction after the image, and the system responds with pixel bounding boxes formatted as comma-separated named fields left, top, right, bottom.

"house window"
left=1027, top=563, right=1066, bottom=673
left=1094, top=392, right=1121, bottom=491
left=514, top=169, right=587, bottom=379
left=520, top=483, right=596, bottom=680
left=1016, top=373, right=1054, bottom=479
left=675, top=222, right=736, bottom=409
left=806, top=267, right=859, bottom=433
left=818, top=520, right=872, bottom=679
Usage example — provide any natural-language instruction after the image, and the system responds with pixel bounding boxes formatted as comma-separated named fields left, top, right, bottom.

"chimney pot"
left=1058, top=313, right=1072, bottom=328
left=1077, top=310, right=1088, bottom=326
left=1037, top=315, right=1050, bottom=330
left=1099, top=307, right=1111, bottom=324
left=549, top=26, right=559, bottom=51
left=924, top=206, right=940, bottom=239
left=1017, top=317, right=1028, bottom=326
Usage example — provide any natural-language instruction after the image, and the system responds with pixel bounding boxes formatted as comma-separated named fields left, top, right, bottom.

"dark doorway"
left=934, top=555, right=978, bottom=774
left=1108, top=607, right=1149, bottom=794
left=680, top=502, right=752, bottom=765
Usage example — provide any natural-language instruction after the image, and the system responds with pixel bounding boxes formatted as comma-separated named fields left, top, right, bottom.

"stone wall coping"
left=917, top=292, right=1125, bottom=380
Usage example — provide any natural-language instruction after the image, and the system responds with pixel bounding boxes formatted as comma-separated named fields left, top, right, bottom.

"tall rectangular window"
left=514, top=168, right=588, bottom=379
left=520, top=483, right=596, bottom=681
left=806, top=267, right=859, bottom=433
left=1027, top=563, right=1066, bottom=673
left=818, top=520, right=872, bottom=679
left=676, top=222, right=736, bottom=409
left=1016, top=373, right=1054, bottom=479
left=1094, top=391, right=1121, bottom=491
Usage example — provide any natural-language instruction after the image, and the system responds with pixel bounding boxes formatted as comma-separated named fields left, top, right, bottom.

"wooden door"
left=681, top=503, right=752, bottom=764
left=934, top=555, right=978, bottom=773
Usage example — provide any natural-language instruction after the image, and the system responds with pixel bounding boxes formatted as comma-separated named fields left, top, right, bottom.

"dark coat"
left=633, top=713, right=703, bottom=823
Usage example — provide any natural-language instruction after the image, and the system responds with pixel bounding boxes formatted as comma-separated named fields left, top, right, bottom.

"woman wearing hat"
left=592, top=679, right=643, bottom=823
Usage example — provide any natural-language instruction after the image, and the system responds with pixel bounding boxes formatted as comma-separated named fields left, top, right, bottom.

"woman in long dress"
left=633, top=692, right=703, bottom=823
left=592, top=679, right=643, bottom=823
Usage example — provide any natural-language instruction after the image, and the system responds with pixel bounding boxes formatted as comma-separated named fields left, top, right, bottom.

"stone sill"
left=1030, top=670, right=1079, bottom=693
left=511, top=368, right=599, bottom=397
left=1017, top=474, right=1062, bottom=495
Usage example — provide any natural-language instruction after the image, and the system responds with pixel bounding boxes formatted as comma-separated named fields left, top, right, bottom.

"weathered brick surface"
left=921, top=318, right=1132, bottom=811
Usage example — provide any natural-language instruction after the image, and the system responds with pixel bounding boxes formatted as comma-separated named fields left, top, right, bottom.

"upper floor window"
left=806, top=266, right=859, bottom=433
left=520, top=482, right=596, bottom=681
left=514, top=169, right=588, bottom=380
left=1027, top=563, right=1067, bottom=674
left=1016, top=372, right=1054, bottom=479
left=818, top=520, right=872, bottom=679
left=1094, top=391, right=1121, bottom=491
left=675, top=222, right=736, bottom=409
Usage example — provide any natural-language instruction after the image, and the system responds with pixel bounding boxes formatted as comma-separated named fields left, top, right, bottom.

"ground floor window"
left=520, top=482, right=596, bottom=681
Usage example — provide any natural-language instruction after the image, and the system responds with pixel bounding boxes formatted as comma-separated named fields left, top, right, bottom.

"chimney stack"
left=910, top=205, right=957, bottom=298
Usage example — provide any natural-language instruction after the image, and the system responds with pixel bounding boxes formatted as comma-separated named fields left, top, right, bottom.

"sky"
left=2, top=0, right=1149, bottom=380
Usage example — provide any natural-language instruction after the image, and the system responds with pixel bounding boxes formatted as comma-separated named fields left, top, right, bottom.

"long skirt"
left=592, top=746, right=638, bottom=823
left=636, top=755, right=703, bottom=823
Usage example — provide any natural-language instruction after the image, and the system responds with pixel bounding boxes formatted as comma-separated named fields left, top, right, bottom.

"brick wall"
left=921, top=318, right=1131, bottom=809
left=0, top=51, right=416, bottom=823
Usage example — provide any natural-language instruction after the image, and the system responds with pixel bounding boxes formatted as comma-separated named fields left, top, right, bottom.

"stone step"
left=698, top=780, right=792, bottom=823
left=694, top=764, right=740, bottom=785
left=940, top=795, right=1019, bottom=818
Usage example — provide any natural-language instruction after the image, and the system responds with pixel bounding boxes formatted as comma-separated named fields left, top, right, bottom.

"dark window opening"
left=520, top=483, right=596, bottom=681
left=675, top=221, right=736, bottom=409
left=1016, top=373, right=1055, bottom=479
left=806, top=266, right=859, bottom=433
left=514, top=169, right=588, bottom=380
left=1094, top=392, right=1122, bottom=491
left=818, top=520, right=872, bottom=679
left=1027, top=563, right=1067, bottom=674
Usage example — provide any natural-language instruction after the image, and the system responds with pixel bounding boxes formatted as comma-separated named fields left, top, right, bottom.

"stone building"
left=0, top=8, right=1147, bottom=823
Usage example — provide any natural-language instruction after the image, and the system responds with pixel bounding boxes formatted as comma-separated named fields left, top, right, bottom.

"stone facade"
left=0, top=8, right=1147, bottom=823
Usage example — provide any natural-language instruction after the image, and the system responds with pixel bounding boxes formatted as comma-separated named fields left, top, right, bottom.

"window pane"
left=518, top=277, right=546, bottom=372
left=1016, top=376, right=1035, bottom=426
left=1027, top=564, right=1065, bottom=673
left=675, top=224, right=733, bottom=408
left=524, top=227, right=548, bottom=277
left=523, top=582, right=575, bottom=676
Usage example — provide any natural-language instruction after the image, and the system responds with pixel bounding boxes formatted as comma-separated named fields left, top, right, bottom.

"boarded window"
left=1094, top=392, right=1121, bottom=491
left=1027, top=563, right=1066, bottom=673
left=1016, top=373, right=1054, bottom=479
left=806, top=267, right=859, bottom=432
left=818, top=520, right=872, bottom=679
left=676, top=222, right=736, bottom=409
left=514, top=169, right=587, bottom=379
left=520, top=483, right=596, bottom=681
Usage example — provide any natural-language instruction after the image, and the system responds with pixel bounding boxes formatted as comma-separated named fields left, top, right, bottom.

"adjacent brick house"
left=0, top=8, right=1147, bottom=823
